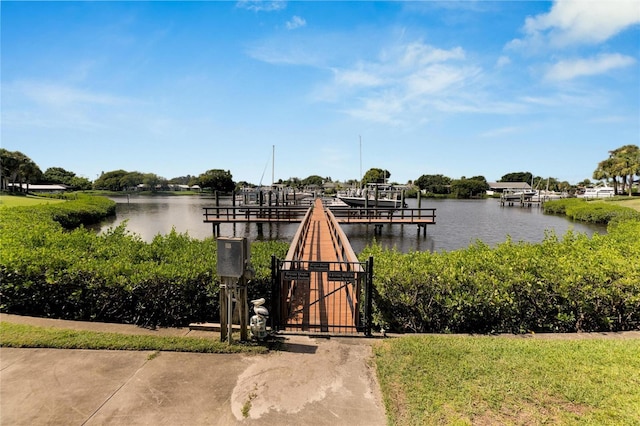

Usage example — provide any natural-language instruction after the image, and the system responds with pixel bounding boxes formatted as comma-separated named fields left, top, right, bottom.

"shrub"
left=0, top=196, right=288, bottom=327
left=361, top=221, right=640, bottom=333
left=543, top=198, right=640, bottom=224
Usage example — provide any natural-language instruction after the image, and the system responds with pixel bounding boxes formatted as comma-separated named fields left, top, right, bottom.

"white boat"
left=535, top=190, right=566, bottom=200
left=336, top=195, right=405, bottom=208
left=236, top=187, right=313, bottom=205
left=336, top=184, right=406, bottom=209
left=580, top=184, right=615, bottom=198
left=501, top=189, right=537, bottom=201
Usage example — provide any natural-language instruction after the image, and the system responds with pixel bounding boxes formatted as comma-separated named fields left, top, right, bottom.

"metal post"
left=232, top=190, right=236, bottom=219
left=227, top=278, right=233, bottom=344
left=365, top=256, right=374, bottom=337
left=220, top=280, right=227, bottom=342
left=270, top=255, right=279, bottom=331
left=239, top=278, right=248, bottom=341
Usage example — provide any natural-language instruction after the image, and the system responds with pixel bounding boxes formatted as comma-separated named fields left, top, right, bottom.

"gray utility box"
left=217, top=237, right=250, bottom=278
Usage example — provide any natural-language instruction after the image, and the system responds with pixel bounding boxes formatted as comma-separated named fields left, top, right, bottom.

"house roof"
left=8, top=183, right=67, bottom=190
left=487, top=182, right=532, bottom=190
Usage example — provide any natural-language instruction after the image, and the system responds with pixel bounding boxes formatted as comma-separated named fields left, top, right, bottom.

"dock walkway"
left=203, top=198, right=435, bottom=334
left=282, top=199, right=361, bottom=332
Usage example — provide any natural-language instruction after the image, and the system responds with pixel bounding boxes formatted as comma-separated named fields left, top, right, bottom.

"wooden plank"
left=286, top=199, right=357, bottom=332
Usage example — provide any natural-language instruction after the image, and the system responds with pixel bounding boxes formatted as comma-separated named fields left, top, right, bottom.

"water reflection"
left=99, top=195, right=606, bottom=253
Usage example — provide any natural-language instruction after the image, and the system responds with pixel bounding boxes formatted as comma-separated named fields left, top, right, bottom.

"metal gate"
left=271, top=256, right=374, bottom=336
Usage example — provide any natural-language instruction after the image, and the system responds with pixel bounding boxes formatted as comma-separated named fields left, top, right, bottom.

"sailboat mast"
left=272, top=145, right=275, bottom=187
left=359, top=136, right=362, bottom=188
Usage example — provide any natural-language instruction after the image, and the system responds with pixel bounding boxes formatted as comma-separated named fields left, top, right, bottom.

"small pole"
left=227, top=278, right=233, bottom=344
left=232, top=190, right=236, bottom=219
left=220, top=279, right=228, bottom=342
left=365, top=256, right=374, bottom=337
left=239, top=277, right=248, bottom=341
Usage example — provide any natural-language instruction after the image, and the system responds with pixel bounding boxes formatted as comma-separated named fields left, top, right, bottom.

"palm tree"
left=19, top=160, right=43, bottom=193
left=593, top=157, right=616, bottom=193
left=0, top=150, right=42, bottom=193
left=594, top=145, right=640, bottom=196
left=609, top=145, right=640, bottom=196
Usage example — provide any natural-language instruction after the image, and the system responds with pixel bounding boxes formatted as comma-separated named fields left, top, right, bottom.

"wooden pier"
left=205, top=198, right=436, bottom=335
left=275, top=199, right=366, bottom=333
left=499, top=194, right=544, bottom=208
left=203, top=202, right=436, bottom=235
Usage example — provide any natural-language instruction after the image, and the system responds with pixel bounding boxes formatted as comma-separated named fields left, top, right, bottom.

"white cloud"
left=323, top=41, right=481, bottom=124
left=236, top=0, right=286, bottom=12
left=286, top=15, right=306, bottom=30
left=332, top=69, right=383, bottom=88
left=496, top=55, right=511, bottom=68
left=403, top=43, right=464, bottom=66
left=15, top=81, right=130, bottom=107
left=510, top=0, right=640, bottom=49
left=480, top=126, right=520, bottom=138
left=545, top=53, right=636, bottom=81
left=3, top=80, right=137, bottom=131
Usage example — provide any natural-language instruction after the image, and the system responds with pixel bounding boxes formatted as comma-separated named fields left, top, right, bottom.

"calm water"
left=98, top=195, right=606, bottom=253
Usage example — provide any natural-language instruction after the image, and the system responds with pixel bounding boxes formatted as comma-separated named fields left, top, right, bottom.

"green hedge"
left=0, top=196, right=288, bottom=327
left=543, top=198, right=640, bottom=224
left=361, top=220, right=640, bottom=333
left=4, top=195, right=639, bottom=333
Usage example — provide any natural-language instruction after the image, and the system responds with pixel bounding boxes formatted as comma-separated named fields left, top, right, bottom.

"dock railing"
left=283, top=205, right=314, bottom=266
left=325, top=208, right=364, bottom=269
left=203, top=206, right=310, bottom=223
left=327, top=206, right=436, bottom=224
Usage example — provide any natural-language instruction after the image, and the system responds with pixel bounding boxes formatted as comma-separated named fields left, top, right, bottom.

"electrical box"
left=217, top=237, right=249, bottom=278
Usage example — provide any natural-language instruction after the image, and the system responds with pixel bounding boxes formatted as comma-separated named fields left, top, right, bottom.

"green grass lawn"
left=0, top=322, right=267, bottom=354
left=0, top=194, right=65, bottom=207
left=608, top=197, right=640, bottom=212
left=374, top=335, right=640, bottom=425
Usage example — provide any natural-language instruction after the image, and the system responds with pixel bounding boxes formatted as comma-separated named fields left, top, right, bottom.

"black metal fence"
left=271, top=256, right=374, bottom=336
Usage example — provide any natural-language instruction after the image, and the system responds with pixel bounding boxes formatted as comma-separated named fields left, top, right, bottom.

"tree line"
left=2, top=144, right=638, bottom=196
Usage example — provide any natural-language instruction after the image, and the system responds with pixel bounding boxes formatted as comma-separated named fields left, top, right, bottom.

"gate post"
left=365, top=256, right=374, bottom=337
left=270, top=255, right=280, bottom=331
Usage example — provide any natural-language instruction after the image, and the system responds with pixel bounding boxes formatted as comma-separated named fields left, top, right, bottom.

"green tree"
left=197, top=169, right=234, bottom=192
left=94, top=170, right=129, bottom=191
left=19, top=160, right=42, bottom=193
left=69, top=176, right=93, bottom=190
left=42, top=167, right=76, bottom=185
left=168, top=175, right=195, bottom=185
left=499, top=172, right=533, bottom=183
left=0, top=150, right=41, bottom=193
left=301, top=175, right=324, bottom=187
left=594, top=145, right=640, bottom=196
left=0, top=149, right=22, bottom=191
left=450, top=177, right=489, bottom=199
left=142, top=173, right=167, bottom=192
left=362, top=168, right=391, bottom=186
left=610, top=145, right=640, bottom=196
left=282, top=177, right=302, bottom=188
left=119, top=172, right=145, bottom=191
left=414, top=174, right=452, bottom=194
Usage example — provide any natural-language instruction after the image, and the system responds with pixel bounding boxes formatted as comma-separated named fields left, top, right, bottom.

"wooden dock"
left=203, top=202, right=436, bottom=235
left=204, top=198, right=436, bottom=335
left=281, top=199, right=361, bottom=332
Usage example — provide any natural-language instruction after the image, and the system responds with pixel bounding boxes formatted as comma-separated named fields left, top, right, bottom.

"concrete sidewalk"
left=0, top=314, right=386, bottom=425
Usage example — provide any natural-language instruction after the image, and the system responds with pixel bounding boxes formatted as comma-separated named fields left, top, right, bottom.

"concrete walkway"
left=0, top=314, right=386, bottom=425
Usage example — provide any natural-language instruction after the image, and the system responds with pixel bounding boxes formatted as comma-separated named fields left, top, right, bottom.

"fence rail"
left=327, top=207, right=436, bottom=224
left=203, top=206, right=311, bottom=223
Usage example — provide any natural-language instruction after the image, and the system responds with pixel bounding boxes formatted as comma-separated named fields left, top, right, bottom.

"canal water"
left=98, top=195, right=605, bottom=253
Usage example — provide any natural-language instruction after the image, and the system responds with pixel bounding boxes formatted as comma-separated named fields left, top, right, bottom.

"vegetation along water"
left=1, top=194, right=639, bottom=333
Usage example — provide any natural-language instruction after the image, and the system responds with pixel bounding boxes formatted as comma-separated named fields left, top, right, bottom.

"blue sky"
left=2, top=1, right=639, bottom=185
